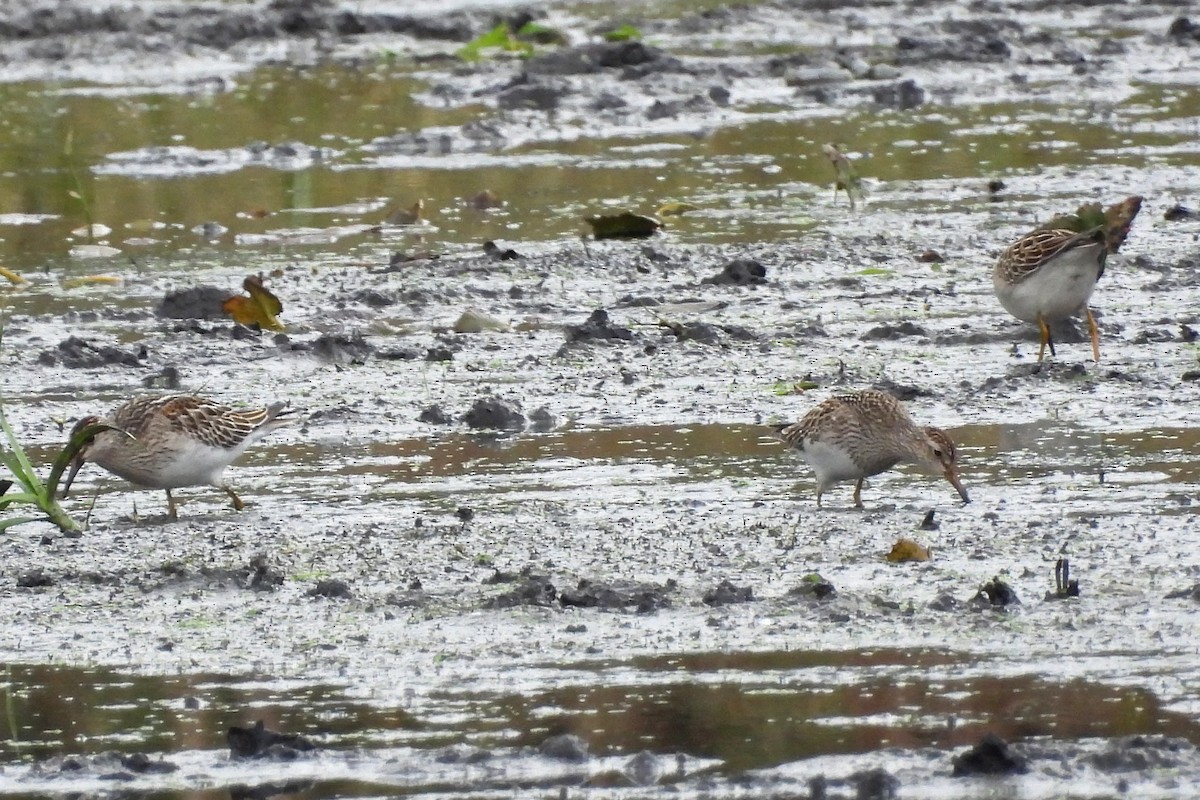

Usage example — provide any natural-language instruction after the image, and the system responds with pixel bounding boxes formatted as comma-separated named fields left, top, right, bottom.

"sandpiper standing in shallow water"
left=62, top=394, right=294, bottom=519
left=775, top=390, right=968, bottom=509
left=992, top=227, right=1108, bottom=363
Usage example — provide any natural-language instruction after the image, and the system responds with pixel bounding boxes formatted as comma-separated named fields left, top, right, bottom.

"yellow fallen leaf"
left=886, top=537, right=931, bottom=563
left=222, top=275, right=285, bottom=331
left=0, top=266, right=25, bottom=285
left=61, top=275, right=122, bottom=289
left=656, top=201, right=699, bottom=217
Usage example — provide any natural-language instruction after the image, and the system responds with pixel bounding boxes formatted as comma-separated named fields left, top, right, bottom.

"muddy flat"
left=1, top=0, right=1200, bottom=797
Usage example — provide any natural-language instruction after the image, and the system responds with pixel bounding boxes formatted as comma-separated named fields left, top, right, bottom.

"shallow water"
left=3, top=651, right=1197, bottom=796
left=3, top=0, right=1200, bottom=797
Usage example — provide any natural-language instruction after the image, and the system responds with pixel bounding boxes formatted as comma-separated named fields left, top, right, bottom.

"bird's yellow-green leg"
left=1036, top=314, right=1055, bottom=362
left=165, top=489, right=178, bottom=520
left=225, top=486, right=245, bottom=511
left=1086, top=307, right=1100, bottom=363
left=853, top=478, right=865, bottom=509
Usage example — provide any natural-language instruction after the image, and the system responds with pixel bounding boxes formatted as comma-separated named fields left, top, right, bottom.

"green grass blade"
left=0, top=405, right=43, bottom=495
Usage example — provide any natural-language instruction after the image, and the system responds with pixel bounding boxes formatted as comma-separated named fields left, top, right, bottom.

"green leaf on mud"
left=857, top=267, right=893, bottom=276
left=604, top=24, right=643, bottom=42
left=458, top=23, right=534, bottom=62
left=656, top=201, right=699, bottom=217
left=516, top=21, right=567, bottom=45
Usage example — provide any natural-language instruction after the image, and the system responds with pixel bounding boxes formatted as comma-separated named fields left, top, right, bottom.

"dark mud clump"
left=701, top=258, right=767, bottom=286
left=308, top=579, right=352, bottom=599
left=304, top=332, right=375, bottom=364
left=38, top=336, right=147, bottom=368
left=952, top=733, right=1028, bottom=776
left=227, top=720, right=317, bottom=760
left=974, top=577, right=1020, bottom=608
left=462, top=397, right=526, bottom=430
left=29, top=751, right=178, bottom=780
left=702, top=579, right=754, bottom=606
left=789, top=574, right=836, bottom=600
left=564, top=309, right=637, bottom=343
left=540, top=733, right=589, bottom=762
left=157, top=286, right=230, bottom=319
left=485, top=573, right=557, bottom=608
left=559, top=578, right=674, bottom=613
left=417, top=404, right=453, bottom=425
left=862, top=321, right=927, bottom=340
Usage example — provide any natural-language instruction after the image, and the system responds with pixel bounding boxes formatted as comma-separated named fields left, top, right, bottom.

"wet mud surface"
left=2, top=0, right=1200, bottom=797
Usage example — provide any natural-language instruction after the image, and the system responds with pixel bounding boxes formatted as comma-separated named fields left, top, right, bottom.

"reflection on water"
left=35, top=418, right=1200, bottom=517
left=255, top=419, right=1200, bottom=504
left=0, top=57, right=1195, bottom=272
left=3, top=650, right=1198, bottom=781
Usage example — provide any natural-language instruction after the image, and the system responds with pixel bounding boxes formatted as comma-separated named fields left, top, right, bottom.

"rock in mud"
left=305, top=332, right=374, bottom=364
left=540, top=733, right=589, bottom=762
left=872, top=78, right=925, bottom=110
left=558, top=578, right=674, bottom=613
left=462, top=397, right=526, bottom=430
left=434, top=743, right=493, bottom=764
left=952, top=732, right=1028, bottom=776
left=496, top=77, right=567, bottom=112
left=1089, top=735, right=1195, bottom=772
left=418, top=405, right=453, bottom=425
left=228, top=720, right=317, bottom=760
left=852, top=767, right=899, bottom=799
left=862, top=321, right=927, bottom=341
left=157, top=286, right=231, bottom=319
left=1164, top=583, right=1200, bottom=601
left=1164, top=204, right=1196, bottom=221
left=565, top=309, right=636, bottom=343
left=16, top=570, right=53, bottom=588
left=974, top=577, right=1019, bottom=608
left=1167, top=17, right=1200, bottom=42
left=870, top=379, right=931, bottom=401
left=245, top=554, right=284, bottom=591
left=453, top=308, right=509, bottom=333
left=895, top=32, right=1012, bottom=64
left=702, top=579, right=754, bottom=606
left=30, top=751, right=178, bottom=779
left=308, top=579, right=352, bottom=599
left=622, top=750, right=663, bottom=786
left=702, top=258, right=767, bottom=286
left=789, top=573, right=836, bottom=600
left=528, top=406, right=555, bottom=431
left=485, top=574, right=556, bottom=608
left=39, top=336, right=147, bottom=368
left=141, top=365, right=181, bottom=390
left=525, top=40, right=682, bottom=77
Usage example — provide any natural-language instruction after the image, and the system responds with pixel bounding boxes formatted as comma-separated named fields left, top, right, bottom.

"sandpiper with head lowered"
left=775, top=390, right=968, bottom=509
left=62, top=394, right=295, bottom=519
left=992, top=227, right=1108, bottom=363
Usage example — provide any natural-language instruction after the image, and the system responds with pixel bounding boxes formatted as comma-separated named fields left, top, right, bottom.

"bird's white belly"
left=100, top=442, right=234, bottom=488
left=800, top=439, right=862, bottom=484
left=995, top=253, right=1102, bottom=323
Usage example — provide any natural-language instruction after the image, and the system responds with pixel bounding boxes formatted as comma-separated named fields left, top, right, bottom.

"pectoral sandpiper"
left=992, top=227, right=1108, bottom=362
left=62, top=394, right=294, bottom=519
left=775, top=390, right=969, bottom=508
